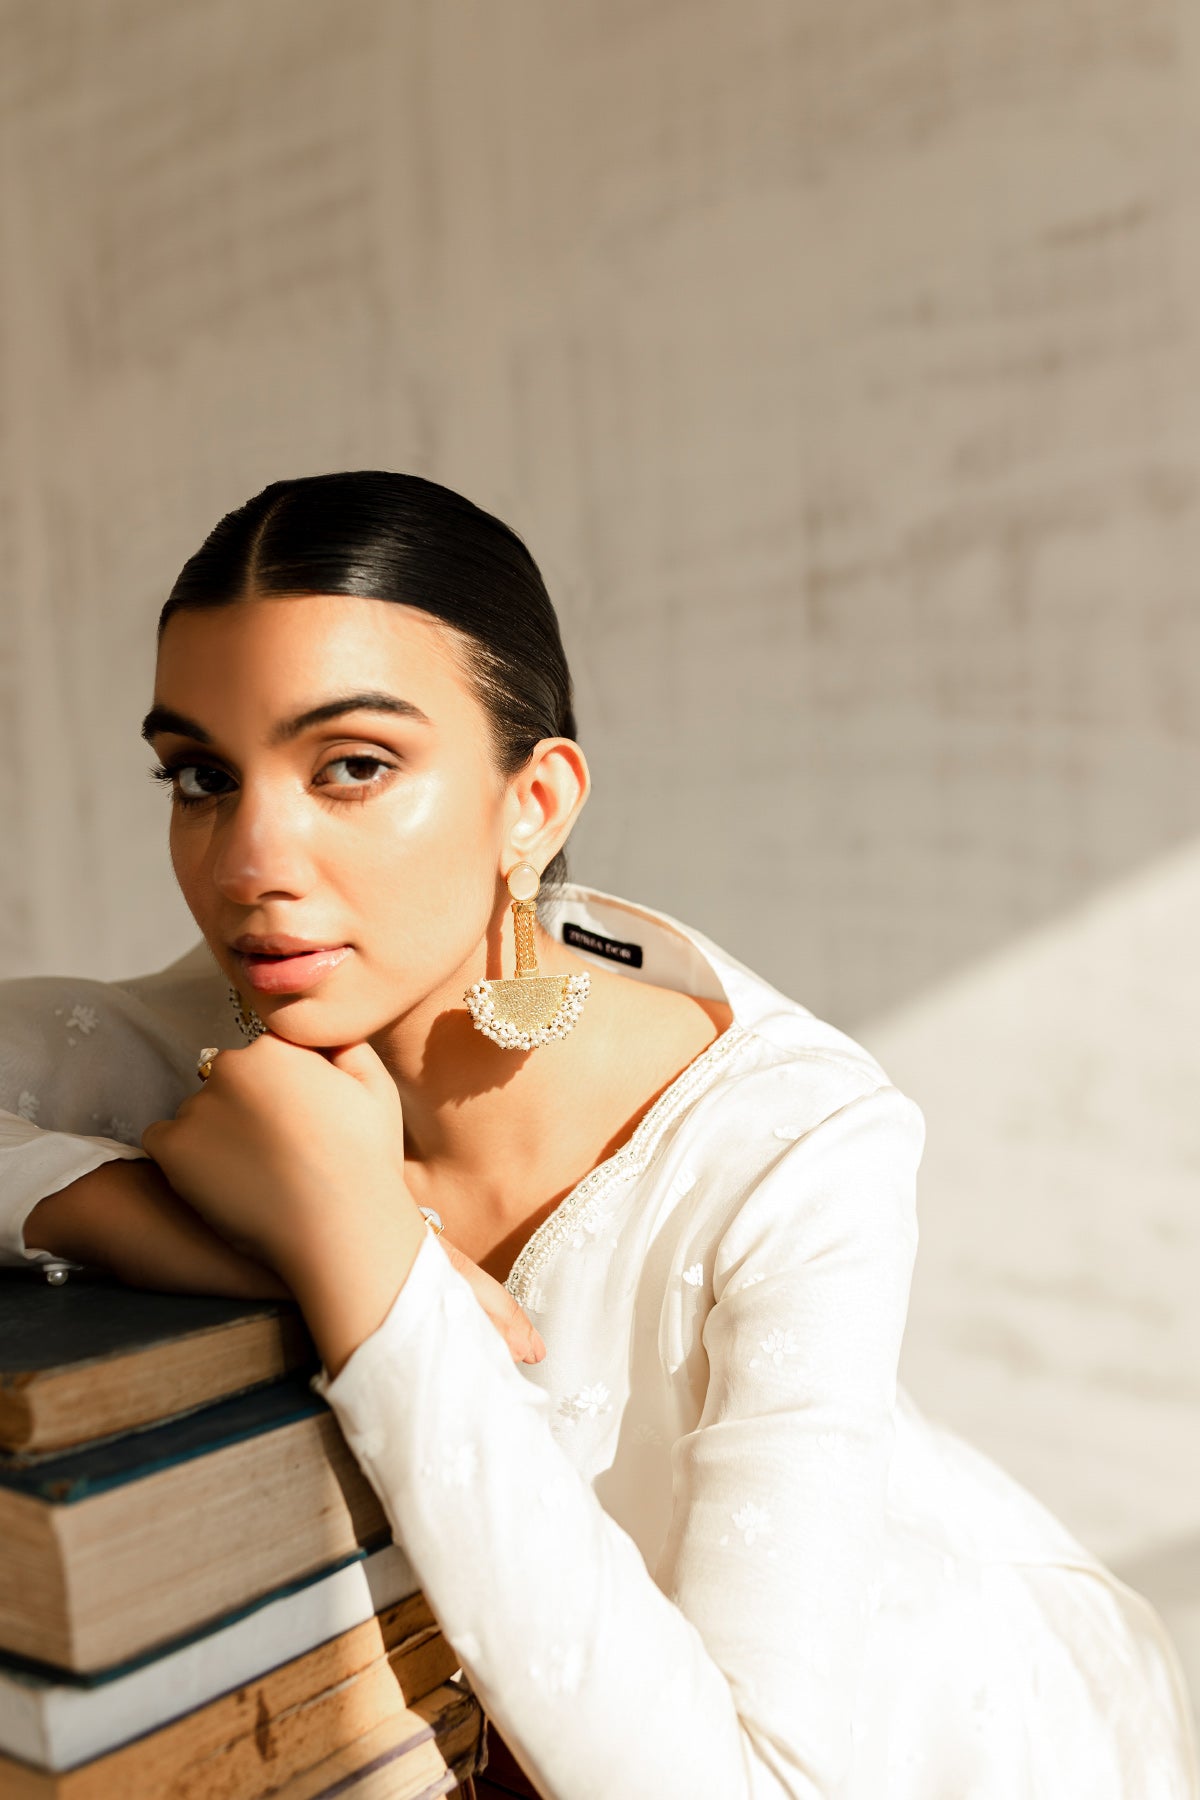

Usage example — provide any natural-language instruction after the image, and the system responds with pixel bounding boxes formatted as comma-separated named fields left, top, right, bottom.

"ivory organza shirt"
left=1, top=884, right=1196, bottom=1799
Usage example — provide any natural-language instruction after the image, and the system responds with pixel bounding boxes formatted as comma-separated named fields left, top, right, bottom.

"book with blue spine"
left=0, top=1268, right=314, bottom=1455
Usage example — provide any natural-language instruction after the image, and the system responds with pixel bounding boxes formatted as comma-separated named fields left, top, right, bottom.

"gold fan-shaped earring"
left=464, top=862, right=590, bottom=1051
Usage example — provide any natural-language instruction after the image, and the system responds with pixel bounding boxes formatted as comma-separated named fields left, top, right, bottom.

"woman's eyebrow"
left=140, top=691, right=433, bottom=746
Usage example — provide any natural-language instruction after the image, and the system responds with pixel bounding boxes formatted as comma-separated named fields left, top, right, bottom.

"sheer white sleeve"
left=0, top=954, right=229, bottom=1266
left=0, top=1111, right=148, bottom=1266
left=314, top=1082, right=924, bottom=1800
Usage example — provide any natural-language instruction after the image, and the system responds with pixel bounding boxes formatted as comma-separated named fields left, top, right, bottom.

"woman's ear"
left=504, top=738, right=590, bottom=870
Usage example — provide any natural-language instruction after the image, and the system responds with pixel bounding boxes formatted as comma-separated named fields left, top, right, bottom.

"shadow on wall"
left=859, top=836, right=1200, bottom=1718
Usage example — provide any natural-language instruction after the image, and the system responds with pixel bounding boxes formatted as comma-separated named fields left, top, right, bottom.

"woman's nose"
left=208, top=785, right=316, bottom=905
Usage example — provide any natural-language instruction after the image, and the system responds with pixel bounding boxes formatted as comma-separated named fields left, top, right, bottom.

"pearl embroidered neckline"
left=504, top=1022, right=756, bottom=1307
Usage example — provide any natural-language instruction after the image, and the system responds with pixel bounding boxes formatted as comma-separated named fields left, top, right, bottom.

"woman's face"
left=145, top=593, right=518, bottom=1048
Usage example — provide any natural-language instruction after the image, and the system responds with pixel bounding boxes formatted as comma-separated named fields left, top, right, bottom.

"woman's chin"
left=257, top=997, right=402, bottom=1051
left=259, top=1006, right=356, bottom=1049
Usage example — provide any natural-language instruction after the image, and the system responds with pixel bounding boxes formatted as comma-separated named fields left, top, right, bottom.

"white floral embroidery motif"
left=817, top=1430, right=851, bottom=1460
left=720, top=1502, right=772, bottom=1547
left=65, top=1004, right=99, bottom=1046
left=773, top=1123, right=806, bottom=1140
left=528, top=1641, right=584, bottom=1696
left=682, top=1262, right=704, bottom=1287
left=16, top=1091, right=39, bottom=1123
left=631, top=1422, right=663, bottom=1447
left=106, top=1117, right=136, bottom=1144
left=749, top=1327, right=799, bottom=1369
left=672, top=1164, right=698, bottom=1195
left=733, top=1271, right=766, bottom=1293
left=971, top=1681, right=998, bottom=1720
left=568, top=1202, right=615, bottom=1249
left=537, top=1475, right=573, bottom=1511
left=557, top=1382, right=612, bottom=1424
left=424, top=1442, right=477, bottom=1489
left=354, top=1428, right=385, bottom=1460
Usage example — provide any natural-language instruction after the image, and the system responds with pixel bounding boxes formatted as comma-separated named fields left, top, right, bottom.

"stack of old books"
left=0, top=1266, right=485, bottom=1798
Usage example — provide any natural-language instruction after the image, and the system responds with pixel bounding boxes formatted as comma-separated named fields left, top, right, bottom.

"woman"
left=2, top=471, right=1195, bottom=1799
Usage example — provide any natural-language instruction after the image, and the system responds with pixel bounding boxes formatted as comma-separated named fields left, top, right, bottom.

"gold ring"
left=197, top=1047, right=220, bottom=1083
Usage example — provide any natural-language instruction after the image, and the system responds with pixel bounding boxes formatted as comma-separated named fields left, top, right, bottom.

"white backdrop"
left=2, top=0, right=1198, bottom=1707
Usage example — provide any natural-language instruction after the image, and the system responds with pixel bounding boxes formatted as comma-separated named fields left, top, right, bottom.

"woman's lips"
left=237, top=945, right=352, bottom=994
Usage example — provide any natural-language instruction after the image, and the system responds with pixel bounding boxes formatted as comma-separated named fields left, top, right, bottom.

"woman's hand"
left=436, top=1235, right=547, bottom=1366
left=141, top=1034, right=411, bottom=1286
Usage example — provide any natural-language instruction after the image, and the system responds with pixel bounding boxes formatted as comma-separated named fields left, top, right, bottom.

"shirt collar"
left=542, top=880, right=799, bottom=1038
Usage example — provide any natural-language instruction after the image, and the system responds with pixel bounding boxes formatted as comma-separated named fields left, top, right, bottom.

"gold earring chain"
left=512, top=900, right=539, bottom=977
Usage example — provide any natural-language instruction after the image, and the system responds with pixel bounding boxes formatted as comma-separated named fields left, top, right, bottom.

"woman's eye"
left=318, top=755, right=395, bottom=793
left=177, top=763, right=233, bottom=799
left=149, top=762, right=235, bottom=804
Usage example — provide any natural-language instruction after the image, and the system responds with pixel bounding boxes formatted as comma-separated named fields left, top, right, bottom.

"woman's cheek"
left=168, top=821, right=216, bottom=934
left=325, top=795, right=490, bottom=1006
left=372, top=765, right=503, bottom=916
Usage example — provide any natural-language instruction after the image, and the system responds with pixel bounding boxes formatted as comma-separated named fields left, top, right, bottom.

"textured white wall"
left=2, top=0, right=1198, bottom=1707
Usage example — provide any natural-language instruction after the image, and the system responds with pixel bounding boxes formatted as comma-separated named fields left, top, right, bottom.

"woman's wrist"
left=280, top=1182, right=428, bottom=1380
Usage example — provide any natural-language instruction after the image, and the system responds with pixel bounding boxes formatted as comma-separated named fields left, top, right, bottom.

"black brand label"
left=562, top=921, right=644, bottom=968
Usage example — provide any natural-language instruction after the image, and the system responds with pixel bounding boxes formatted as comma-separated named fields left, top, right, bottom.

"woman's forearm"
left=23, top=1157, right=290, bottom=1299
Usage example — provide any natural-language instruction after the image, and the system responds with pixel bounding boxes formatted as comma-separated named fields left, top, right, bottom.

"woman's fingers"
left=436, top=1235, right=547, bottom=1365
